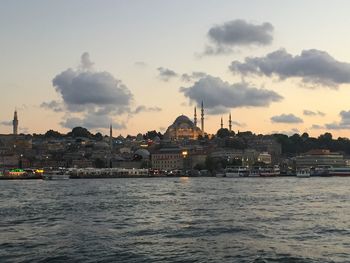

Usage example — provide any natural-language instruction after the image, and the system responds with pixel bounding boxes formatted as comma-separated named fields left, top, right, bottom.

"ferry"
left=215, top=171, right=225, bottom=177
left=248, top=168, right=261, bottom=177
left=296, top=168, right=310, bottom=178
left=328, top=167, right=350, bottom=176
left=310, top=166, right=331, bottom=177
left=259, top=166, right=280, bottom=177
left=225, top=167, right=248, bottom=177
left=42, top=170, right=70, bottom=180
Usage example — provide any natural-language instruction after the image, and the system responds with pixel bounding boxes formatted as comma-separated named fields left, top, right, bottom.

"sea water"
left=1, top=177, right=350, bottom=262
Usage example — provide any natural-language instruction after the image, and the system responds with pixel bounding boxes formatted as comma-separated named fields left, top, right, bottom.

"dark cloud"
left=53, top=69, right=132, bottom=112
left=324, top=110, right=350, bottom=129
left=303, top=110, right=325, bottom=117
left=43, top=53, right=137, bottom=130
left=181, top=72, right=207, bottom=82
left=180, top=75, right=283, bottom=115
left=230, top=49, right=350, bottom=87
left=40, top=100, right=64, bottom=112
left=232, top=121, right=246, bottom=128
left=204, top=19, right=273, bottom=55
left=206, top=106, right=230, bottom=115
left=270, top=128, right=300, bottom=136
left=271, top=114, right=303, bottom=123
left=132, top=105, right=162, bottom=114
left=311, top=124, right=323, bottom=129
left=0, top=121, right=12, bottom=126
left=53, top=54, right=132, bottom=109
left=157, top=67, right=178, bottom=81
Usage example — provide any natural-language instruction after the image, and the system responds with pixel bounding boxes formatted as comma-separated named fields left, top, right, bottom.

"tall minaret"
left=194, top=106, right=197, bottom=127
left=201, top=101, right=204, bottom=133
left=13, top=110, right=18, bottom=135
left=229, top=113, right=232, bottom=132
left=109, top=124, right=113, bottom=151
left=220, top=116, right=223, bottom=129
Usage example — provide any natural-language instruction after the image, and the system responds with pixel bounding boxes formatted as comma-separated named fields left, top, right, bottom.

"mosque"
left=164, top=102, right=233, bottom=140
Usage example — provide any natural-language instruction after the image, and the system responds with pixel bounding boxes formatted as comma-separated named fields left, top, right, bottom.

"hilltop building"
left=164, top=102, right=204, bottom=140
left=295, top=149, right=345, bottom=168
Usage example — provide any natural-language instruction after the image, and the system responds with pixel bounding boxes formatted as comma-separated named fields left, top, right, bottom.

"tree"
left=301, top=132, right=309, bottom=140
left=44, top=130, right=63, bottom=138
left=68, top=127, right=92, bottom=138
left=319, top=132, right=333, bottom=141
left=94, top=132, right=103, bottom=141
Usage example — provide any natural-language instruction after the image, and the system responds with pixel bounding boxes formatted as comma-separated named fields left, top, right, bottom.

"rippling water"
left=1, top=177, right=350, bottom=262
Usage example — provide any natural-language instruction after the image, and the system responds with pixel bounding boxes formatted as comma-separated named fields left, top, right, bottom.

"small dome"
left=94, top=141, right=109, bottom=149
left=134, top=149, right=150, bottom=159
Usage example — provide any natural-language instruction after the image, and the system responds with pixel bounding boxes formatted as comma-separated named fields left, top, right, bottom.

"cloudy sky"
left=1, top=0, right=350, bottom=137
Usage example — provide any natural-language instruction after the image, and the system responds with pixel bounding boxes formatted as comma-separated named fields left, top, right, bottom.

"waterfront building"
left=211, top=149, right=244, bottom=160
left=151, top=147, right=184, bottom=171
left=296, top=149, right=345, bottom=168
left=257, top=152, right=272, bottom=164
left=247, top=136, right=282, bottom=164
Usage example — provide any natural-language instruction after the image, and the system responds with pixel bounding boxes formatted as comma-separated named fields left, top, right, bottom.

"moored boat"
left=225, top=166, right=248, bottom=177
left=328, top=167, right=350, bottom=176
left=296, top=168, right=310, bottom=178
left=310, top=166, right=331, bottom=177
left=259, top=165, right=280, bottom=177
left=43, top=170, right=70, bottom=180
left=248, top=168, right=261, bottom=177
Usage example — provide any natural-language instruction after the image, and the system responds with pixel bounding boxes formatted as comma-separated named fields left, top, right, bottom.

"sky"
left=1, top=0, right=350, bottom=137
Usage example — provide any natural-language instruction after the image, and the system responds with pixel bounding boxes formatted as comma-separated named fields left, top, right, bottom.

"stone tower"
left=13, top=110, right=18, bottom=135
left=201, top=101, right=204, bottom=133
left=229, top=113, right=232, bottom=132
left=194, top=106, right=197, bottom=127
left=109, top=124, right=113, bottom=151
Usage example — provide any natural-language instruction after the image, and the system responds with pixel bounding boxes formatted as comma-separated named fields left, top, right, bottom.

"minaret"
left=109, top=124, right=113, bottom=151
left=194, top=106, right=197, bottom=127
left=201, top=101, right=204, bottom=133
left=220, top=116, right=223, bottom=129
left=13, top=110, right=18, bottom=135
left=229, top=113, right=232, bottom=132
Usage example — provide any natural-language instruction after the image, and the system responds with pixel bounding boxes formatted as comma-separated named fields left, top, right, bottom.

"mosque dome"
left=94, top=141, right=110, bottom=149
left=164, top=114, right=202, bottom=140
left=173, top=115, right=194, bottom=126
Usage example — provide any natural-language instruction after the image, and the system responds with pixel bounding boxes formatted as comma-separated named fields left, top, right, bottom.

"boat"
left=310, top=166, right=331, bottom=177
left=42, top=170, right=70, bottom=180
left=259, top=165, right=280, bottom=177
left=328, top=167, right=350, bottom=176
left=215, top=171, right=225, bottom=177
left=225, top=167, right=248, bottom=177
left=296, top=168, right=310, bottom=178
left=248, top=167, right=261, bottom=177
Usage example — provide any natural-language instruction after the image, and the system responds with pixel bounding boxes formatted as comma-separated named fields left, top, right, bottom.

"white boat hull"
left=43, top=174, right=70, bottom=180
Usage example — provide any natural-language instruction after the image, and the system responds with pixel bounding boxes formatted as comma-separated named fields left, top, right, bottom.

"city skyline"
left=2, top=1, right=350, bottom=137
